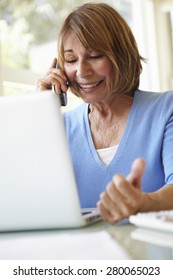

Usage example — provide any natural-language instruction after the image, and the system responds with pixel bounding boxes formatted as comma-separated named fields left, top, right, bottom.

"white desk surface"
left=0, top=221, right=173, bottom=260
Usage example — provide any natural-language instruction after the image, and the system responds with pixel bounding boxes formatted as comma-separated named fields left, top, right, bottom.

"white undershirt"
left=96, top=145, right=119, bottom=165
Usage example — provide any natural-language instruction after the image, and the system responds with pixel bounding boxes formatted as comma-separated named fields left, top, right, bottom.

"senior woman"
left=37, top=3, right=173, bottom=224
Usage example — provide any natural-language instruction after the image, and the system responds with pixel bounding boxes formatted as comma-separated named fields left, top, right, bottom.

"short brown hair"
left=58, top=3, right=145, bottom=97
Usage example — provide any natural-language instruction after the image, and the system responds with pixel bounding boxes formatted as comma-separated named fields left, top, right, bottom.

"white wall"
left=132, top=0, right=173, bottom=92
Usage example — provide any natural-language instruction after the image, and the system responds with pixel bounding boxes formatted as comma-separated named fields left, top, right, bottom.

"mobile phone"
left=55, top=62, right=68, bottom=106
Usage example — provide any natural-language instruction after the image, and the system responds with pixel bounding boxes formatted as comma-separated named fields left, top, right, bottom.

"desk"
left=0, top=221, right=173, bottom=259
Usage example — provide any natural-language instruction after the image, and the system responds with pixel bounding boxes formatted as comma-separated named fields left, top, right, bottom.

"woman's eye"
left=90, top=54, right=104, bottom=60
left=64, top=57, right=77, bottom=63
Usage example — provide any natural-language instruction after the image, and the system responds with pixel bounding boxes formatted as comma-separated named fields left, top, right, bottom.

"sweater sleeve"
left=162, top=113, right=173, bottom=184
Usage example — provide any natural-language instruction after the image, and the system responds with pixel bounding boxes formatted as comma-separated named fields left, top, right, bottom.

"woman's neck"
left=88, top=94, right=134, bottom=149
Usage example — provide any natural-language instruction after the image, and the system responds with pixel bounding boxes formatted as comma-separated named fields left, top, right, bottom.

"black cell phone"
left=55, top=62, right=68, bottom=106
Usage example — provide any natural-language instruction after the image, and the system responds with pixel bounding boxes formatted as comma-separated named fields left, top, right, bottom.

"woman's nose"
left=76, top=61, right=92, bottom=78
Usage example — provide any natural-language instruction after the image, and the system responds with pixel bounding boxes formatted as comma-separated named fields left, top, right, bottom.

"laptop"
left=0, top=91, right=101, bottom=231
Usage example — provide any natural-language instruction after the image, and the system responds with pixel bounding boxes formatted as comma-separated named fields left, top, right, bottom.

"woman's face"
left=63, top=31, right=115, bottom=104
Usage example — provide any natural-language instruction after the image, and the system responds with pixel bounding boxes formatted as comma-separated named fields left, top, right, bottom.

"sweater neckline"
left=84, top=90, right=139, bottom=169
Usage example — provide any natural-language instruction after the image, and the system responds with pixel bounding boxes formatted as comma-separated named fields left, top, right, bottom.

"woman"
left=37, top=3, right=173, bottom=224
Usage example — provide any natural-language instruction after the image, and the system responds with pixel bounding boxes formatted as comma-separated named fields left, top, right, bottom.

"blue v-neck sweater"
left=63, top=89, right=173, bottom=208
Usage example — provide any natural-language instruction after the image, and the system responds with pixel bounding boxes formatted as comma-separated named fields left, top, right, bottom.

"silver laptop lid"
left=0, top=91, right=86, bottom=230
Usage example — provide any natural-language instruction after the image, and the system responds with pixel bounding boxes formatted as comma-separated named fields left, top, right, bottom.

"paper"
left=0, top=230, right=131, bottom=260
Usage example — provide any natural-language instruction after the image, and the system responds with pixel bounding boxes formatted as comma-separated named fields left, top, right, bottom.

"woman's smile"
left=77, top=80, right=103, bottom=92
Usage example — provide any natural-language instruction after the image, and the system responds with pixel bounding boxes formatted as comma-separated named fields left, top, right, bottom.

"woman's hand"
left=97, top=158, right=146, bottom=224
left=37, top=58, right=68, bottom=94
